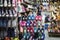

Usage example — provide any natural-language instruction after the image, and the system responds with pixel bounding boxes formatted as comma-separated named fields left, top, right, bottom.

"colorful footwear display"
left=0, top=0, right=50, bottom=40
left=18, top=12, right=45, bottom=40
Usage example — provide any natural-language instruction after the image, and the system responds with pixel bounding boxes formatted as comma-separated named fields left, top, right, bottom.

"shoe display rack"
left=48, top=4, right=60, bottom=37
left=0, top=0, right=45, bottom=40
left=18, top=11, right=45, bottom=40
left=0, top=0, right=19, bottom=40
left=18, top=0, right=45, bottom=40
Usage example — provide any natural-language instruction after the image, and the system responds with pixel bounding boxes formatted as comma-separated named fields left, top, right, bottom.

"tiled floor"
left=45, top=30, right=60, bottom=40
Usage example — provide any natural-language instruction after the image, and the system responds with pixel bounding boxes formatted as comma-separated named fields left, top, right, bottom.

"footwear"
left=34, top=32, right=38, bottom=39
left=24, top=27, right=27, bottom=33
left=31, top=14, right=35, bottom=20
left=0, top=9, right=1, bottom=17
left=28, top=15, right=35, bottom=20
left=30, top=27, right=34, bottom=33
left=23, top=33, right=27, bottom=39
left=20, top=27, right=23, bottom=33
left=26, top=22, right=30, bottom=26
left=28, top=15, right=31, bottom=20
left=38, top=33, right=42, bottom=39
left=37, top=21, right=41, bottom=26
left=1, top=19, right=4, bottom=27
left=33, top=21, right=37, bottom=27
left=26, top=33, right=30, bottom=40
left=22, top=16, right=25, bottom=21
left=12, top=9, right=17, bottom=17
left=35, top=16, right=39, bottom=20
left=35, top=15, right=42, bottom=21
left=26, top=21, right=30, bottom=26
left=8, top=0, right=11, bottom=7
left=12, top=18, right=17, bottom=27
left=0, top=20, right=2, bottom=26
left=4, top=0, right=7, bottom=7
left=10, top=28, right=15, bottom=37
left=7, top=27, right=15, bottom=37
left=19, top=21, right=26, bottom=27
left=17, top=5, right=22, bottom=13
left=27, top=27, right=30, bottom=32
left=0, top=31, right=4, bottom=38
left=22, top=5, right=26, bottom=12
left=17, top=0, right=22, bottom=13
left=3, top=20, right=7, bottom=27
left=3, top=31, right=7, bottom=37
left=8, top=20, right=11, bottom=27
left=30, top=21, right=33, bottom=26
left=38, top=27, right=40, bottom=32
left=1, top=9, right=5, bottom=17
left=11, top=28, right=15, bottom=37
left=19, top=33, right=23, bottom=39
left=34, top=27, right=38, bottom=33
left=12, top=0, right=16, bottom=6
left=5, top=10, right=9, bottom=17
left=22, top=16, right=27, bottom=21
left=0, top=0, right=3, bottom=7
left=41, top=33, right=45, bottom=40
left=38, top=16, right=42, bottom=21
left=17, top=0, right=20, bottom=6
left=9, top=10, right=13, bottom=17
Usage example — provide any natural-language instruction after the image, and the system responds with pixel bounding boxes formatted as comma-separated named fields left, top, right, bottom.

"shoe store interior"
left=0, top=0, right=60, bottom=40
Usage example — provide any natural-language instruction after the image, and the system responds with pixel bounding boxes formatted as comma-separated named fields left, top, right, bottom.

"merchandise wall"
left=0, top=0, right=18, bottom=40
left=0, top=0, right=60, bottom=40
left=0, top=0, right=46, bottom=40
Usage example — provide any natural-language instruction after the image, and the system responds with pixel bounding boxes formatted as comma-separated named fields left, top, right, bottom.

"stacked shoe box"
left=18, top=11, right=45, bottom=40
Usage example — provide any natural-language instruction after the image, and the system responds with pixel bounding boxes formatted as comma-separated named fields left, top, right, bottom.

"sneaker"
left=35, top=16, right=39, bottom=20
left=12, top=9, right=17, bottom=17
left=9, top=9, right=13, bottom=17
left=0, top=9, right=1, bottom=17
left=38, top=16, right=42, bottom=21
left=12, top=18, right=17, bottom=27
left=31, top=15, right=35, bottom=20
left=3, top=20, right=7, bottom=27
left=27, top=33, right=30, bottom=39
left=1, top=9, right=5, bottom=17
left=12, top=0, right=16, bottom=6
left=34, top=27, right=38, bottom=33
left=4, top=0, right=7, bottom=7
left=20, top=27, right=23, bottom=33
left=8, top=0, right=11, bottom=7
left=0, top=0, right=3, bottom=7
left=8, top=20, right=11, bottom=27
left=19, top=21, right=26, bottom=26
left=5, top=10, right=9, bottom=17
